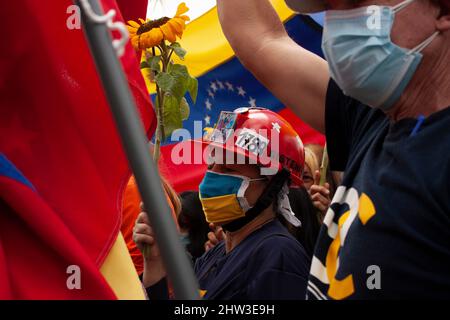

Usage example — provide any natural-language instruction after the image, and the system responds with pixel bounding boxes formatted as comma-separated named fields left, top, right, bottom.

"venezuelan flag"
left=143, top=1, right=325, bottom=192
left=0, top=0, right=154, bottom=299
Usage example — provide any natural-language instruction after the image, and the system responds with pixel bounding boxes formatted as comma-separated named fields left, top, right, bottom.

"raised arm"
left=217, top=0, right=329, bottom=133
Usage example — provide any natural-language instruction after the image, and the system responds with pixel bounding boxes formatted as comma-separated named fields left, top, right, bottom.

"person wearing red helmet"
left=199, top=107, right=306, bottom=230
left=134, top=107, right=313, bottom=299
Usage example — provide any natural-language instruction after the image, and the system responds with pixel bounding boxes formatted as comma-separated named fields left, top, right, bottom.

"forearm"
left=142, top=258, right=167, bottom=288
left=217, top=0, right=288, bottom=61
left=217, top=0, right=328, bottom=133
left=139, top=273, right=169, bottom=300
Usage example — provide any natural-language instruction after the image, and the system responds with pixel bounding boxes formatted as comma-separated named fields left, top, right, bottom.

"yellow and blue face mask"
left=199, top=171, right=266, bottom=225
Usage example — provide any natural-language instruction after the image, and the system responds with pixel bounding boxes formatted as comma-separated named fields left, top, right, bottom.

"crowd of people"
left=129, top=0, right=449, bottom=300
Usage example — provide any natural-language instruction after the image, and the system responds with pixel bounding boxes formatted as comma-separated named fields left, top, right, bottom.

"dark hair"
left=436, top=0, right=449, bottom=15
left=178, top=191, right=210, bottom=261
left=278, top=187, right=321, bottom=257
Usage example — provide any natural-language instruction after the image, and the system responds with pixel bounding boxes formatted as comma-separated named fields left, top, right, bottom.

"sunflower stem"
left=152, top=45, right=161, bottom=163
left=154, top=82, right=164, bottom=163
left=153, top=41, right=170, bottom=163
left=160, top=41, right=168, bottom=141
left=168, top=49, right=174, bottom=63
left=161, top=41, right=169, bottom=72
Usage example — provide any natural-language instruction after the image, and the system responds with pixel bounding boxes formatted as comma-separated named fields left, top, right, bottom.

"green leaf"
left=171, top=75, right=188, bottom=102
left=169, top=64, right=198, bottom=103
left=140, top=61, right=150, bottom=69
left=148, top=56, right=161, bottom=72
left=169, top=64, right=189, bottom=78
left=158, top=64, right=198, bottom=107
left=169, top=42, right=187, bottom=60
left=187, top=76, right=198, bottom=104
left=180, top=97, right=190, bottom=121
left=167, top=64, right=189, bottom=102
left=155, top=72, right=175, bottom=92
left=163, top=94, right=183, bottom=140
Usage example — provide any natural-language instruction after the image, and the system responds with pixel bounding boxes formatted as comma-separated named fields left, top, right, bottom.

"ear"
left=436, top=0, right=450, bottom=32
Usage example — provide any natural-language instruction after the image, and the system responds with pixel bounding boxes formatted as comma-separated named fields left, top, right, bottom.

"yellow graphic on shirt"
left=326, top=211, right=354, bottom=299
left=309, top=187, right=376, bottom=300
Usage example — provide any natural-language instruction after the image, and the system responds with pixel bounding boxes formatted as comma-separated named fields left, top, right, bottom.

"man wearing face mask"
left=134, top=108, right=312, bottom=299
left=217, top=0, right=450, bottom=299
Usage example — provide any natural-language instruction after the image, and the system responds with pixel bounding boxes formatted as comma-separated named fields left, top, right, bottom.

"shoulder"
left=255, top=233, right=308, bottom=260
left=194, top=241, right=225, bottom=273
left=247, top=229, right=310, bottom=275
left=326, top=79, right=386, bottom=131
left=242, top=233, right=310, bottom=299
left=251, top=221, right=307, bottom=254
left=325, top=79, right=387, bottom=171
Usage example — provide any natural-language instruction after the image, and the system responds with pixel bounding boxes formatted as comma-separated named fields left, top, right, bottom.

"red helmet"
left=203, top=107, right=305, bottom=187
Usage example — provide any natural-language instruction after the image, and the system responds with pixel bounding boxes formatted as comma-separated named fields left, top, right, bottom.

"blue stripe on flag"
left=0, top=153, right=36, bottom=190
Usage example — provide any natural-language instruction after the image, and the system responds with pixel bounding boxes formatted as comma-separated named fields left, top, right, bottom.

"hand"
left=133, top=205, right=166, bottom=287
left=204, top=223, right=225, bottom=252
left=309, top=170, right=331, bottom=218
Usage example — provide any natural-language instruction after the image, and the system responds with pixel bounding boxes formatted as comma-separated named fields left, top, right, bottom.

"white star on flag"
left=210, top=82, right=218, bottom=92
left=217, top=80, right=225, bottom=90
left=208, top=89, right=215, bottom=99
left=272, top=122, right=281, bottom=133
left=205, top=99, right=212, bottom=111
left=226, top=82, right=234, bottom=91
left=204, top=115, right=211, bottom=125
left=237, top=86, right=246, bottom=97
left=248, top=97, right=256, bottom=107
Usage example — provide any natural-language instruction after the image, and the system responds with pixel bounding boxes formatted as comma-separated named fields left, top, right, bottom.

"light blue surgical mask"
left=322, top=0, right=439, bottom=111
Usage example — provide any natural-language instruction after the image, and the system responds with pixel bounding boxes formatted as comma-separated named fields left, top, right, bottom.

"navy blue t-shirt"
left=195, top=219, right=310, bottom=300
left=307, top=79, right=450, bottom=300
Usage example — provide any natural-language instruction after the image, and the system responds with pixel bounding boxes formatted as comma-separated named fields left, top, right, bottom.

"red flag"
left=159, top=141, right=208, bottom=193
left=116, top=0, right=149, bottom=22
left=278, top=108, right=326, bottom=146
left=0, top=0, right=154, bottom=299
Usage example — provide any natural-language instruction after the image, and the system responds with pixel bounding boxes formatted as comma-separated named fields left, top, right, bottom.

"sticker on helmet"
left=205, top=111, right=237, bottom=144
left=235, top=128, right=269, bottom=156
left=234, top=107, right=249, bottom=114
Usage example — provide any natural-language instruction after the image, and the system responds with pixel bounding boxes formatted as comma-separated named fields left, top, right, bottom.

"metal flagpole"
left=76, top=0, right=199, bottom=299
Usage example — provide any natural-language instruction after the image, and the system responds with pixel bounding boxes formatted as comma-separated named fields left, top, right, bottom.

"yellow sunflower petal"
left=169, top=18, right=186, bottom=33
left=140, top=36, right=151, bottom=49
left=179, top=15, right=190, bottom=22
left=151, top=28, right=164, bottom=45
left=140, top=36, right=150, bottom=49
left=127, top=20, right=140, bottom=28
left=144, top=28, right=164, bottom=47
left=131, top=36, right=140, bottom=51
left=175, top=2, right=189, bottom=17
left=126, top=26, right=137, bottom=35
left=159, top=23, right=176, bottom=43
left=167, top=19, right=183, bottom=36
left=138, top=18, right=146, bottom=24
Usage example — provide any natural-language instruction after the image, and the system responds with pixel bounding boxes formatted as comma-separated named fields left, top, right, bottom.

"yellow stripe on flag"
left=143, top=0, right=295, bottom=94
left=100, top=232, right=146, bottom=300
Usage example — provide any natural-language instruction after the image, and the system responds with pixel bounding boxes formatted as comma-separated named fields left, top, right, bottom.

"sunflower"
left=127, top=3, right=190, bottom=50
